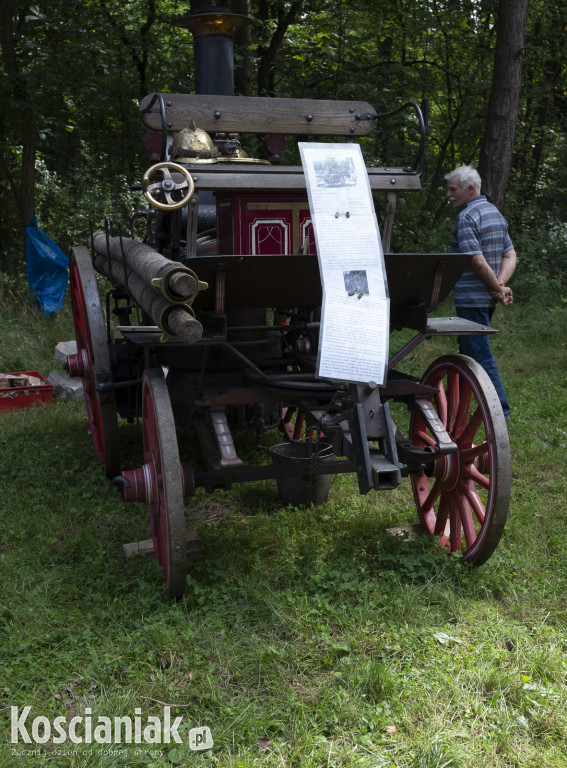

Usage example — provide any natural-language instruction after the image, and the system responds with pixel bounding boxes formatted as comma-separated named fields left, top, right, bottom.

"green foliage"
left=0, top=300, right=73, bottom=371
left=509, top=224, right=567, bottom=304
left=0, top=265, right=28, bottom=307
left=34, top=143, right=145, bottom=255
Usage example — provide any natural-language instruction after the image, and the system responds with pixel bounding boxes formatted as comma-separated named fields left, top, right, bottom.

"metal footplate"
left=389, top=316, right=497, bottom=371
left=425, top=317, right=497, bottom=335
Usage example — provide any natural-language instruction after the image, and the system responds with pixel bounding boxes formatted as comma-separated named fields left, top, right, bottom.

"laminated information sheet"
left=299, top=143, right=390, bottom=385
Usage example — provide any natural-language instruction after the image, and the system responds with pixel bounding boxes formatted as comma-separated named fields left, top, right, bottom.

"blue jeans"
left=455, top=306, right=510, bottom=420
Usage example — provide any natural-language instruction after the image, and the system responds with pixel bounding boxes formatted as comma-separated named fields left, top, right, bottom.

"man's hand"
left=500, top=286, right=514, bottom=305
left=490, top=285, right=514, bottom=306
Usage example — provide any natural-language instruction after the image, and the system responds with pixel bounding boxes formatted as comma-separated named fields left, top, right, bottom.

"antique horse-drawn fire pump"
left=67, top=7, right=511, bottom=596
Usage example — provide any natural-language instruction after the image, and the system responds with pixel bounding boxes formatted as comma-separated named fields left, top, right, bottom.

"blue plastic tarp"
left=26, top=218, right=69, bottom=315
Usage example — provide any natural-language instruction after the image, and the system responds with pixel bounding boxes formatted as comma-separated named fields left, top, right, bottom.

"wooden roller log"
left=92, top=250, right=202, bottom=343
left=91, top=232, right=199, bottom=303
left=164, top=306, right=203, bottom=344
left=168, top=271, right=198, bottom=301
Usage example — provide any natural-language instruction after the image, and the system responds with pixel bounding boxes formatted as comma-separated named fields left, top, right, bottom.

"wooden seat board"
left=139, top=93, right=377, bottom=136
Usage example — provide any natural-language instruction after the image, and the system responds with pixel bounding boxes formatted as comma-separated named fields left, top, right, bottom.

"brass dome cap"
left=171, top=121, right=219, bottom=160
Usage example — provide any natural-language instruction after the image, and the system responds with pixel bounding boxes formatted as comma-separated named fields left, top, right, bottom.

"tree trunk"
left=0, top=0, right=36, bottom=254
left=478, top=0, right=529, bottom=211
left=257, top=1, right=303, bottom=96
left=99, top=0, right=156, bottom=99
left=233, top=0, right=252, bottom=96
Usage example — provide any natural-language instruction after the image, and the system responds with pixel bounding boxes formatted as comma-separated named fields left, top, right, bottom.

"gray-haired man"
left=445, top=165, right=517, bottom=419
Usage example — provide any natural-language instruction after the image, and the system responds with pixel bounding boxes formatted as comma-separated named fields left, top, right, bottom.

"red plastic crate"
left=0, top=371, right=53, bottom=412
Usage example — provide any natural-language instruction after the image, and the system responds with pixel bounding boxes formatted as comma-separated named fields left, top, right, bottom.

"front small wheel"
left=409, top=354, right=511, bottom=564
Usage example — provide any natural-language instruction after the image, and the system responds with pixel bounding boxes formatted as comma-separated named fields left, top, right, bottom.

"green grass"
left=1, top=293, right=566, bottom=767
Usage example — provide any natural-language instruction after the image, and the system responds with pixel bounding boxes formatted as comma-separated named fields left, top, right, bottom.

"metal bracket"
left=209, top=408, right=243, bottom=469
left=348, top=401, right=374, bottom=494
left=408, top=396, right=458, bottom=461
left=340, top=383, right=402, bottom=494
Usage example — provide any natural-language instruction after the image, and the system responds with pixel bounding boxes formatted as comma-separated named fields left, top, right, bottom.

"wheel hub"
left=121, top=457, right=157, bottom=505
left=436, top=450, right=460, bottom=491
left=67, top=347, right=91, bottom=379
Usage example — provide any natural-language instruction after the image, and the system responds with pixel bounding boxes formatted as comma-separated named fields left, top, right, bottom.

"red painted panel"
left=215, top=192, right=316, bottom=256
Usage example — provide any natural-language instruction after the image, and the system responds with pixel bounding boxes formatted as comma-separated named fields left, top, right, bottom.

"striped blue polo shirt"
left=451, top=195, right=514, bottom=308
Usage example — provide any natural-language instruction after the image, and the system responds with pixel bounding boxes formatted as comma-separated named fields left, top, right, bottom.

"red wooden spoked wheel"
left=142, top=369, right=187, bottom=597
left=69, top=246, right=120, bottom=477
left=409, top=354, right=511, bottom=565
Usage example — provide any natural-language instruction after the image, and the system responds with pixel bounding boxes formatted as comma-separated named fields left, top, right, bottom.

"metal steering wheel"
left=142, top=162, right=195, bottom=211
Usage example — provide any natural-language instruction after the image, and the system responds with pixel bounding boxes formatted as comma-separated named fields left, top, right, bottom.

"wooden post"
left=381, top=191, right=397, bottom=253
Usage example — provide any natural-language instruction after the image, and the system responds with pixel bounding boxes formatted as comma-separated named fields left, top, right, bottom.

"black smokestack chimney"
left=175, top=5, right=248, bottom=95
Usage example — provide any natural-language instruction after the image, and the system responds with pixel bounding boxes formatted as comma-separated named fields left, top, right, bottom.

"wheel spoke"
left=433, top=492, right=449, bottom=536
left=461, top=478, right=486, bottom=524
left=446, top=368, right=459, bottom=432
left=434, top=378, right=448, bottom=427
left=454, top=381, right=473, bottom=438
left=449, top=497, right=462, bottom=552
left=423, top=478, right=442, bottom=512
left=415, top=477, right=440, bottom=533
left=462, top=462, right=490, bottom=490
left=458, top=405, right=483, bottom=448
left=415, top=429, right=436, bottom=447
left=456, top=487, right=477, bottom=549
left=461, top=441, right=489, bottom=465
